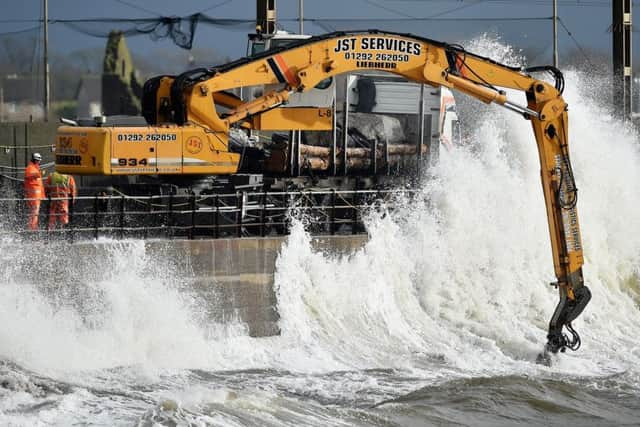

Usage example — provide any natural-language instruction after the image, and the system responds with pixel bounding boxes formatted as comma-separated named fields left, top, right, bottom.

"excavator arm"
left=140, top=31, right=593, bottom=355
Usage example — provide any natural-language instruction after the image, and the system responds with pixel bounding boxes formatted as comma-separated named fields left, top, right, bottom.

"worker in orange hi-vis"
left=24, top=152, right=45, bottom=231
left=44, top=170, right=77, bottom=230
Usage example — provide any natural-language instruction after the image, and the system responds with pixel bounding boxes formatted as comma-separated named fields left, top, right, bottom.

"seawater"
left=1, top=39, right=639, bottom=426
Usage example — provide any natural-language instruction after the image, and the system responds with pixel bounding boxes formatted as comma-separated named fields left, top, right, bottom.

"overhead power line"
left=362, top=0, right=414, bottom=18
left=386, top=0, right=638, bottom=6
left=557, top=17, right=595, bottom=68
left=111, top=0, right=162, bottom=17
left=427, top=0, right=487, bottom=18
left=0, top=12, right=561, bottom=51
left=0, top=25, right=41, bottom=36
left=198, top=0, right=236, bottom=14
left=0, top=15, right=553, bottom=24
left=304, top=16, right=552, bottom=22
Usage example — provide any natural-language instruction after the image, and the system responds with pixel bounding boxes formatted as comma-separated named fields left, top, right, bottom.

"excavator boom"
left=57, top=30, right=590, bottom=355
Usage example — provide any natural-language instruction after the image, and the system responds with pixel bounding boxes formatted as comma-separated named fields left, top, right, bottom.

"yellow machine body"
left=56, top=124, right=239, bottom=175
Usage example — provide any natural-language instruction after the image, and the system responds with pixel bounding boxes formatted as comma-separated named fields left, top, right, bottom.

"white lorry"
left=245, top=29, right=461, bottom=169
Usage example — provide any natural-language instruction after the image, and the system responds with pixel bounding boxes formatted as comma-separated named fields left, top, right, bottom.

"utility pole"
left=299, top=0, right=304, bottom=34
left=612, top=0, right=633, bottom=119
left=43, top=0, right=50, bottom=122
left=552, top=0, right=558, bottom=67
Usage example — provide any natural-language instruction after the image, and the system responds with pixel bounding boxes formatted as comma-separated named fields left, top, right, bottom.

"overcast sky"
left=0, top=0, right=633, bottom=67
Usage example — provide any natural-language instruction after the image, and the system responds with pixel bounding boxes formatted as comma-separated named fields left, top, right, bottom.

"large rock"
left=348, top=113, right=406, bottom=145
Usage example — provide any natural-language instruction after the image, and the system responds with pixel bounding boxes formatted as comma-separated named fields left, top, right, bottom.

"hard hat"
left=32, top=153, right=42, bottom=162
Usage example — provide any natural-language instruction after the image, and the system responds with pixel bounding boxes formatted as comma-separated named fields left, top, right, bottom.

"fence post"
left=12, top=126, right=17, bottom=172
left=144, top=193, right=152, bottom=239
left=214, top=194, right=220, bottom=239
left=67, top=196, right=75, bottom=243
left=17, top=196, right=23, bottom=235
left=283, top=190, right=290, bottom=234
left=236, top=192, right=244, bottom=238
left=45, top=194, right=52, bottom=240
left=330, top=189, right=336, bottom=235
left=119, top=195, right=125, bottom=239
left=93, top=194, right=99, bottom=239
left=260, top=191, right=267, bottom=237
left=23, top=123, right=28, bottom=171
left=189, top=192, right=196, bottom=240
left=351, top=191, right=358, bottom=235
left=167, top=193, right=173, bottom=238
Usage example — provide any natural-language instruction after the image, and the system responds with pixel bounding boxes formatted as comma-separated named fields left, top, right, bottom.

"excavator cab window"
left=249, top=36, right=300, bottom=56
left=250, top=40, right=266, bottom=56
left=269, top=38, right=296, bottom=50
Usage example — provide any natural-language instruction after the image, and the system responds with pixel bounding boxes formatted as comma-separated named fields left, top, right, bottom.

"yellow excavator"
left=54, top=30, right=590, bottom=358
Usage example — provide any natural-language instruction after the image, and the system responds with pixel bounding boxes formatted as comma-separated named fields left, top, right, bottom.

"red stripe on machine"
left=274, top=54, right=297, bottom=85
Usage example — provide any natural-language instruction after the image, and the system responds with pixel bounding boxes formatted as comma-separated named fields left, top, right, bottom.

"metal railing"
left=0, top=189, right=417, bottom=241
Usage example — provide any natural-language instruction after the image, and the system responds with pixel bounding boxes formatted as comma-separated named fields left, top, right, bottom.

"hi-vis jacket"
left=24, top=162, right=45, bottom=200
left=45, top=171, right=77, bottom=201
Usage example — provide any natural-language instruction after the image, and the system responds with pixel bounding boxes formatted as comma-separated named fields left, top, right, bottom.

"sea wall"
left=146, top=236, right=367, bottom=337
left=9, top=236, right=368, bottom=337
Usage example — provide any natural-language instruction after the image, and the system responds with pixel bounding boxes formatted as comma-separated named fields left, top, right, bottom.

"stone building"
left=102, top=31, right=142, bottom=116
